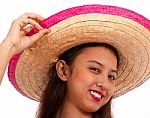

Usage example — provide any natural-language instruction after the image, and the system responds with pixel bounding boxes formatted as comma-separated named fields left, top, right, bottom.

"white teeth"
left=90, top=91, right=101, bottom=98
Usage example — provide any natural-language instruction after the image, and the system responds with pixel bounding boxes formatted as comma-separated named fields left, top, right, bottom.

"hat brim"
left=8, top=5, right=150, bottom=101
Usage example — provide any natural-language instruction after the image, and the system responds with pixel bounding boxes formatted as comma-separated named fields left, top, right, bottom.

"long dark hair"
left=36, top=43, right=120, bottom=118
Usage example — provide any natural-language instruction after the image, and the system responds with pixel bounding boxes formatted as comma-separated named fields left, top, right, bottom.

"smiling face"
left=56, top=46, right=118, bottom=114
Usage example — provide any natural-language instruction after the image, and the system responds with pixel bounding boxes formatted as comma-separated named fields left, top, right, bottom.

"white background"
left=0, top=0, right=150, bottom=118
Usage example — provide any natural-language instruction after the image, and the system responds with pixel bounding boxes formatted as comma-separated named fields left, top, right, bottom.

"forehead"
left=75, top=46, right=118, bottom=65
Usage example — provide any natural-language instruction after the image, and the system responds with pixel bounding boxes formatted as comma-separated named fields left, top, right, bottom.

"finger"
left=30, top=28, right=50, bottom=42
left=19, top=29, right=50, bottom=52
left=23, top=25, right=34, bottom=33
left=19, top=13, right=45, bottom=22
left=18, top=18, right=43, bottom=30
left=20, top=26, right=34, bottom=36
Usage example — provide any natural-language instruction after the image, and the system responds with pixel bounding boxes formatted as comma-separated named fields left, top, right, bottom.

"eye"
left=89, top=67, right=100, bottom=74
left=108, top=75, right=116, bottom=80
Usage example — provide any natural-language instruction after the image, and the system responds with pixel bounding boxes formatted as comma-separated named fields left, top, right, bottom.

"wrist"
left=1, top=39, right=15, bottom=60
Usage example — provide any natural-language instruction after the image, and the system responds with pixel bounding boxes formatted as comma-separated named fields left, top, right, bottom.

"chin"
left=82, top=104, right=102, bottom=113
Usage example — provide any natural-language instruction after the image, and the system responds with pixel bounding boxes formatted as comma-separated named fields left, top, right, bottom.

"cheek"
left=66, top=69, right=94, bottom=103
left=103, top=83, right=115, bottom=105
left=71, top=68, right=95, bottom=87
left=108, top=83, right=116, bottom=96
left=67, top=68, right=96, bottom=97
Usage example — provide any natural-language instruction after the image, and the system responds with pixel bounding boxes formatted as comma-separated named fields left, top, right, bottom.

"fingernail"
left=40, top=26, right=43, bottom=30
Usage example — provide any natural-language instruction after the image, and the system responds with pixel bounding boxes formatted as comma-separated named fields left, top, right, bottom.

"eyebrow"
left=87, top=60, right=118, bottom=74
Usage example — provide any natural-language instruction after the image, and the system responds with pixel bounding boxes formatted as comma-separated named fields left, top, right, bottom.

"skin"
left=0, top=12, right=117, bottom=118
left=56, top=46, right=118, bottom=118
left=0, top=13, right=49, bottom=84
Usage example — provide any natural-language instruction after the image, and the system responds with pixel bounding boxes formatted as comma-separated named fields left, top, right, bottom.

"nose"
left=96, top=75, right=110, bottom=90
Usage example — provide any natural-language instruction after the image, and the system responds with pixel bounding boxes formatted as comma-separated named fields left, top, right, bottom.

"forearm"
left=0, top=40, right=14, bottom=84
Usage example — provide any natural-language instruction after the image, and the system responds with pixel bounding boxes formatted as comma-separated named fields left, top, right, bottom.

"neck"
left=56, top=100, right=92, bottom=118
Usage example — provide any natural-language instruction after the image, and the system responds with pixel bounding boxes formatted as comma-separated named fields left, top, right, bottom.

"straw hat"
left=8, top=4, right=150, bottom=101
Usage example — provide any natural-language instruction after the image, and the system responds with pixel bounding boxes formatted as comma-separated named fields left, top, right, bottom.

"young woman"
left=37, top=42, right=119, bottom=118
left=1, top=4, right=150, bottom=118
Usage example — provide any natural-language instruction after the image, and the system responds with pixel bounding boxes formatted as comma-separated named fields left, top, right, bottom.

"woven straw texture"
left=8, top=5, right=150, bottom=101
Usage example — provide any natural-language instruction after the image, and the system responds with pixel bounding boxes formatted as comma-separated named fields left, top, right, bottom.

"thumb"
left=30, top=28, right=50, bottom=42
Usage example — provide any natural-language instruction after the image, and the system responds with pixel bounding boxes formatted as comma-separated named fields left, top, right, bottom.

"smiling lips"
left=90, top=90, right=104, bottom=102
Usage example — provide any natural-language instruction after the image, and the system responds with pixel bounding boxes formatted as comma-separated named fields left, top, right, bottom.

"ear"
left=56, top=60, right=70, bottom=81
